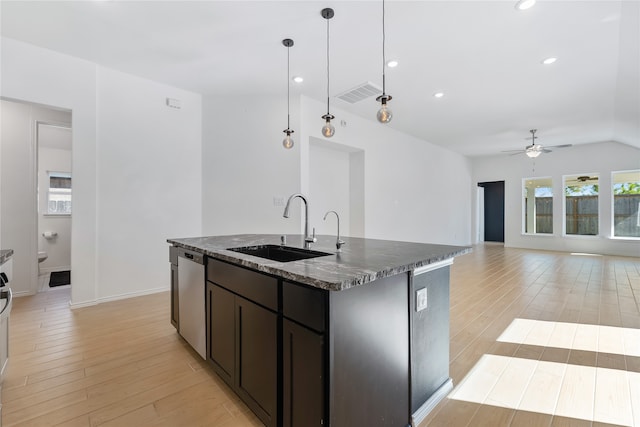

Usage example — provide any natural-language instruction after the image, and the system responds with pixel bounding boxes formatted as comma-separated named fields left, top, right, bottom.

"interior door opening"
left=0, top=98, right=72, bottom=295
left=478, top=181, right=505, bottom=243
left=36, top=120, right=73, bottom=292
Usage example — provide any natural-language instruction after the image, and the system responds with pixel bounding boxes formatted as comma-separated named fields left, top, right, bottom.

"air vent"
left=336, top=82, right=382, bottom=104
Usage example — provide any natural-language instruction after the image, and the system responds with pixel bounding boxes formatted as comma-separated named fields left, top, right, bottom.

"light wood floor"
left=2, top=244, right=639, bottom=426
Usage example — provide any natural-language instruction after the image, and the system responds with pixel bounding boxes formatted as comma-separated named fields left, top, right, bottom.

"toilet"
left=37, top=251, right=49, bottom=291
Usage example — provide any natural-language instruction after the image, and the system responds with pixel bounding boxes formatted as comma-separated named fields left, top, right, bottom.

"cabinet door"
left=207, top=283, right=235, bottom=387
left=170, top=263, right=179, bottom=329
left=283, top=319, right=325, bottom=427
left=236, top=296, right=277, bottom=427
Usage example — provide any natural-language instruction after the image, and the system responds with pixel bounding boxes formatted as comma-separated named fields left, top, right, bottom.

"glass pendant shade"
left=283, top=130, right=294, bottom=149
left=321, top=115, right=335, bottom=138
left=377, top=98, right=392, bottom=123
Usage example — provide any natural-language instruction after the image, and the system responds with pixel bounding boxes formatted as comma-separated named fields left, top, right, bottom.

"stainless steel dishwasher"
left=177, top=249, right=206, bottom=359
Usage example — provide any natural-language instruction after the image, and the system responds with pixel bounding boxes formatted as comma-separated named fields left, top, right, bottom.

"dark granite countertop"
left=167, top=234, right=470, bottom=291
left=0, top=249, right=13, bottom=266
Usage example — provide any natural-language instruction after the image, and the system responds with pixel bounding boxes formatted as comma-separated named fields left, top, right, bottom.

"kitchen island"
left=168, top=234, right=470, bottom=427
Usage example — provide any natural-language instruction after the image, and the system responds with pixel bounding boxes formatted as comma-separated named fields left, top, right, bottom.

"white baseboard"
left=11, top=289, right=35, bottom=298
left=69, top=286, right=168, bottom=310
left=411, top=378, right=453, bottom=427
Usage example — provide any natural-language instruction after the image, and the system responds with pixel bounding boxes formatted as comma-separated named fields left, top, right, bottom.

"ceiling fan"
left=503, top=129, right=572, bottom=158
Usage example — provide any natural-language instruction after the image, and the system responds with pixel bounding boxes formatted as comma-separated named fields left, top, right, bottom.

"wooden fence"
left=526, top=195, right=640, bottom=237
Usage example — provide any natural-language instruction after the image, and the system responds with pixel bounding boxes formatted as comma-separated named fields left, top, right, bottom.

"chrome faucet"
left=323, top=210, right=346, bottom=252
left=283, top=193, right=316, bottom=249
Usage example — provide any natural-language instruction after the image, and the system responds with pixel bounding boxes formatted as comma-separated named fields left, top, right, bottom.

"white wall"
left=309, top=139, right=362, bottom=237
left=472, top=141, right=640, bottom=256
left=0, top=99, right=71, bottom=295
left=2, top=37, right=97, bottom=303
left=300, top=96, right=472, bottom=246
left=201, top=94, right=472, bottom=246
left=95, top=67, right=202, bottom=301
left=1, top=37, right=203, bottom=305
left=201, top=95, right=302, bottom=236
left=38, top=146, right=72, bottom=273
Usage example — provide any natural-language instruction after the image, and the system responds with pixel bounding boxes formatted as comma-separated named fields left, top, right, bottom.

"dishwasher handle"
left=178, top=248, right=204, bottom=265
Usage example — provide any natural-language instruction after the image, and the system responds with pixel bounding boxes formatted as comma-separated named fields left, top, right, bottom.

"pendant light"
left=321, top=8, right=335, bottom=138
left=376, top=0, right=393, bottom=123
left=282, top=38, right=295, bottom=149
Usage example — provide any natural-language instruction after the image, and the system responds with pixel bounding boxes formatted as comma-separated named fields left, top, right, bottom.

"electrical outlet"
left=273, top=196, right=285, bottom=207
left=416, top=288, right=427, bottom=312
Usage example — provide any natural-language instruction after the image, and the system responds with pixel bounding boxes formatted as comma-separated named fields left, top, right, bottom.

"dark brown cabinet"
left=283, top=319, right=325, bottom=427
left=282, top=281, right=327, bottom=427
left=207, top=283, right=234, bottom=385
left=170, top=240, right=458, bottom=427
left=236, top=295, right=277, bottom=425
left=206, top=260, right=278, bottom=427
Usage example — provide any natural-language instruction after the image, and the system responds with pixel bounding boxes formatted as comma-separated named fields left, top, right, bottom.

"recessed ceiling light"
left=386, top=60, right=398, bottom=68
left=433, top=92, right=444, bottom=98
left=542, top=57, right=557, bottom=65
left=515, top=0, right=536, bottom=10
left=292, top=76, right=304, bottom=83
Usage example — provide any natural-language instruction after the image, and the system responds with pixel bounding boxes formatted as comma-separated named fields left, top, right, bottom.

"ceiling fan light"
left=526, top=145, right=542, bottom=158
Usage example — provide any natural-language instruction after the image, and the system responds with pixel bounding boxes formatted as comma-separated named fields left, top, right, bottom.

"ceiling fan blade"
left=547, top=144, right=572, bottom=149
left=542, top=148, right=552, bottom=153
left=501, top=149, right=526, bottom=153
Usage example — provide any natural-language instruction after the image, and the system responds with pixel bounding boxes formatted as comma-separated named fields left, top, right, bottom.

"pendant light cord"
left=382, top=0, right=387, bottom=96
left=326, top=16, right=331, bottom=115
left=287, top=44, right=291, bottom=129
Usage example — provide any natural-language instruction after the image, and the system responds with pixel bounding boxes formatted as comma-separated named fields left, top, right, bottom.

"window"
left=523, top=177, right=553, bottom=234
left=564, top=174, right=598, bottom=236
left=612, top=170, right=640, bottom=238
left=47, top=172, right=72, bottom=215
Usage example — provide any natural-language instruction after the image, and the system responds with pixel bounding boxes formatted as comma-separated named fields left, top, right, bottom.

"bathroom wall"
left=38, top=144, right=72, bottom=274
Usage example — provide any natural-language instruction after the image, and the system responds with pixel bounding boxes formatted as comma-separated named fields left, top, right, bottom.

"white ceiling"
left=2, top=0, right=638, bottom=157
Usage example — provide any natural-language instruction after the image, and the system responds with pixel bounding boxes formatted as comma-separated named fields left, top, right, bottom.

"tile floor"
left=422, top=244, right=640, bottom=427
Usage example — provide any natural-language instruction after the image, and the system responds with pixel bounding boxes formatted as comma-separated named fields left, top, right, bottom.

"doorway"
left=309, top=138, right=365, bottom=238
left=478, top=181, right=505, bottom=242
left=37, top=121, right=72, bottom=291
left=0, top=98, right=72, bottom=295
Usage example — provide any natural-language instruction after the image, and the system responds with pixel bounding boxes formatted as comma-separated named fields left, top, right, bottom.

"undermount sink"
left=227, top=244, right=332, bottom=262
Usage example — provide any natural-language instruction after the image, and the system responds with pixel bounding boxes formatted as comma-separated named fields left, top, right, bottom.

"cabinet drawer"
left=207, top=258, right=278, bottom=311
left=283, top=281, right=326, bottom=333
